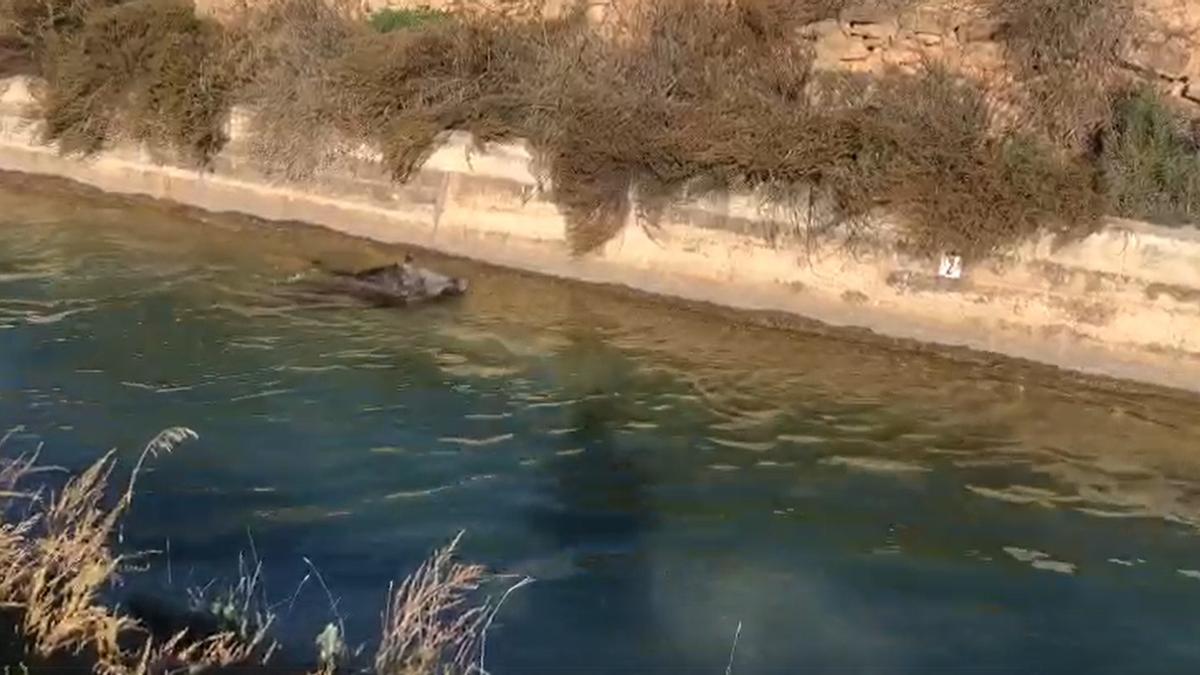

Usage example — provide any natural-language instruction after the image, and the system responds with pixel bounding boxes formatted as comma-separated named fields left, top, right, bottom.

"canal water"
left=1, top=173, right=1199, bottom=673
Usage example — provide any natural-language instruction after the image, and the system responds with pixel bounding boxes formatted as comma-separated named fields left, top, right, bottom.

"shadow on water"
left=503, top=323, right=672, bottom=670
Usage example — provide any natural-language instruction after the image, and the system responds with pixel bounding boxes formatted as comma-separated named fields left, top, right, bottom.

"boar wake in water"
left=291, top=254, right=469, bottom=307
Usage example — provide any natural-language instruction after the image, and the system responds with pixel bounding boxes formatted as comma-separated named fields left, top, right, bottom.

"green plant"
left=185, top=551, right=278, bottom=667
left=1100, top=88, right=1200, bottom=225
left=368, top=6, right=448, bottom=33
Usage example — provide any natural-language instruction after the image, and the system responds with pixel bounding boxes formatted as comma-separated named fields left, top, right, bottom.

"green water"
left=2, top=173, right=1200, bottom=673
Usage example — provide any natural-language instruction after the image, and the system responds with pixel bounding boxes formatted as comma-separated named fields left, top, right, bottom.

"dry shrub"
left=851, top=70, right=1102, bottom=255
left=0, top=0, right=127, bottom=77
left=226, top=0, right=1102, bottom=255
left=36, top=0, right=233, bottom=164
left=234, top=0, right=571, bottom=181
left=329, top=15, right=550, bottom=180
left=0, top=0, right=124, bottom=59
left=375, top=532, right=488, bottom=675
left=540, top=0, right=1100, bottom=256
left=224, top=0, right=363, bottom=179
left=443, top=0, right=555, bottom=22
left=541, top=0, right=830, bottom=251
left=994, top=0, right=1136, bottom=148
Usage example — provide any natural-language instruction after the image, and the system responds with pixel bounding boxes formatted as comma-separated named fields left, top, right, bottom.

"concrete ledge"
left=1, top=74, right=1199, bottom=393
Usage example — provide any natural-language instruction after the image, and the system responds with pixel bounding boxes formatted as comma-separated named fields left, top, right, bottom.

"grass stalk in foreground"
left=0, top=427, right=508, bottom=674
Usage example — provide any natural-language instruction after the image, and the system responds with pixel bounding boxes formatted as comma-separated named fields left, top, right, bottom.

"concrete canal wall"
left=1, top=75, right=1199, bottom=392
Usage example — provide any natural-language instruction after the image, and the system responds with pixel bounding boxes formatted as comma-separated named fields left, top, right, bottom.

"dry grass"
left=1, top=428, right=509, bottom=675
left=0, top=426, right=280, bottom=674
left=0, top=438, right=41, bottom=615
left=375, top=532, right=488, bottom=675
left=21, top=451, right=141, bottom=668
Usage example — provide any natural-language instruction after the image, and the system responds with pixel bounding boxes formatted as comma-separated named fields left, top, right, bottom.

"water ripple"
left=438, top=433, right=515, bottom=447
left=821, top=456, right=932, bottom=474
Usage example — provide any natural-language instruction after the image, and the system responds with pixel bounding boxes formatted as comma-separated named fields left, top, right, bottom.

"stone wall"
left=793, top=0, right=1200, bottom=113
left=1133, top=0, right=1200, bottom=104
